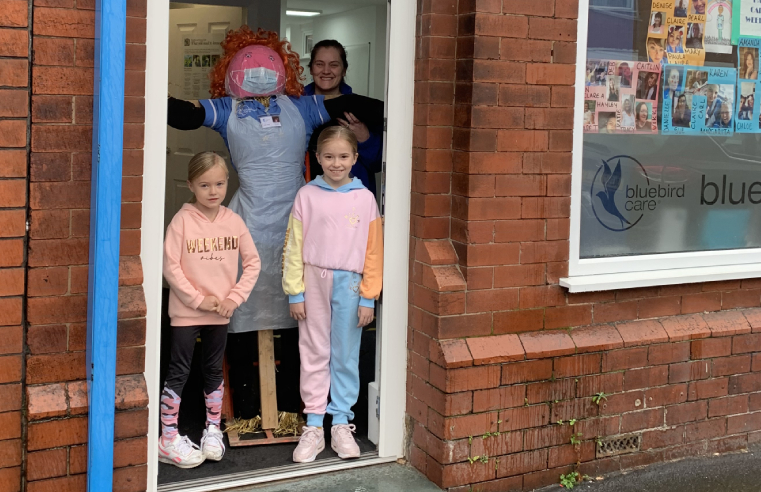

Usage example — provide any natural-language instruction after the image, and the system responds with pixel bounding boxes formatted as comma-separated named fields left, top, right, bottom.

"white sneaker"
left=292, top=426, right=325, bottom=463
left=158, top=434, right=205, bottom=468
left=201, top=424, right=225, bottom=461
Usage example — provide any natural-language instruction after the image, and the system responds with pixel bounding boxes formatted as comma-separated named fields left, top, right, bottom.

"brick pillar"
left=0, top=2, right=30, bottom=490
left=23, top=1, right=149, bottom=490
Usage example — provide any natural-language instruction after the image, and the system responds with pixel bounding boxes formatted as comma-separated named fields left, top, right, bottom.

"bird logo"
left=595, top=159, right=629, bottom=229
left=590, top=155, right=648, bottom=232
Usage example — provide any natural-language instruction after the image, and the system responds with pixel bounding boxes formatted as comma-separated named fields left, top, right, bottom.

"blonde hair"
left=187, top=152, right=228, bottom=203
left=316, top=126, right=358, bottom=155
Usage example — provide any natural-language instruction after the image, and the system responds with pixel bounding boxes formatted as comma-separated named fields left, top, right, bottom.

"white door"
left=165, top=4, right=244, bottom=232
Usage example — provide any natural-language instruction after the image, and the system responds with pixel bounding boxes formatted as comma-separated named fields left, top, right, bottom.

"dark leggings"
left=164, top=324, right=228, bottom=396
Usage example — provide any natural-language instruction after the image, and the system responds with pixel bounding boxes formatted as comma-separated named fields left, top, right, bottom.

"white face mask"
left=240, top=67, right=281, bottom=95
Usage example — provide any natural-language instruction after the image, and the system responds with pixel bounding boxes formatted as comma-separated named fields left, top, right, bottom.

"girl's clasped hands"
left=198, top=296, right=238, bottom=318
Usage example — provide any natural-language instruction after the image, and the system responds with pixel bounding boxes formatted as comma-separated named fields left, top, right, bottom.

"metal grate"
left=596, top=434, right=641, bottom=458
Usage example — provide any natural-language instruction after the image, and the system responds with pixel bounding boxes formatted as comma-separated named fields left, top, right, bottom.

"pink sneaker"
left=293, top=426, right=325, bottom=463
left=331, top=424, right=360, bottom=459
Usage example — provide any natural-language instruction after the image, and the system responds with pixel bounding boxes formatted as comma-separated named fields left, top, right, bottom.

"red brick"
left=0, top=150, right=26, bottom=178
left=473, top=385, right=525, bottom=413
left=0, top=59, right=28, bottom=87
left=520, top=330, right=574, bottom=358
left=660, top=314, right=712, bottom=341
left=0, top=298, right=22, bottom=326
left=518, top=285, right=566, bottom=309
left=0, top=439, right=21, bottom=469
left=543, top=304, right=591, bottom=329
left=733, top=333, right=761, bottom=354
left=602, top=347, right=649, bottom=371
left=616, top=320, right=668, bottom=347
left=501, top=359, right=552, bottom=385
left=685, top=418, right=726, bottom=442
left=0, top=355, right=21, bottom=383
left=722, top=289, right=761, bottom=309
left=638, top=296, right=681, bottom=318
left=728, top=373, right=761, bottom=395
left=438, top=339, right=473, bottom=369
left=644, top=384, right=688, bottom=407
left=682, top=291, right=722, bottom=314
left=641, top=425, right=684, bottom=450
left=0, top=28, right=26, bottom=57
left=688, top=378, right=728, bottom=401
left=727, top=411, right=761, bottom=434
left=551, top=397, right=599, bottom=421
left=665, top=401, right=707, bottom=425
left=524, top=424, right=572, bottom=450
left=0, top=325, right=22, bottom=355
left=713, top=355, right=751, bottom=377
left=0, top=0, right=27, bottom=27
left=528, top=16, right=577, bottom=41
left=496, top=131, right=548, bottom=152
left=0, top=90, right=27, bottom=118
left=554, top=353, right=600, bottom=378
left=649, top=343, right=690, bottom=365
left=621, top=408, right=664, bottom=433
left=691, top=338, right=732, bottom=359
left=743, top=308, right=761, bottom=332
left=0, top=384, right=20, bottom=413
left=703, top=311, right=751, bottom=337
left=576, top=373, right=624, bottom=397
left=431, top=365, right=501, bottom=393
left=526, top=378, right=575, bottom=404
left=26, top=352, right=86, bottom=384
left=27, top=325, right=67, bottom=354
left=709, top=395, right=749, bottom=417
left=526, top=63, right=575, bottom=85
left=670, top=360, right=710, bottom=383
left=497, top=449, right=548, bottom=478
left=473, top=60, right=526, bottom=83
left=0, top=180, right=25, bottom=207
left=493, top=308, right=544, bottom=334
left=624, top=366, right=669, bottom=391
left=441, top=411, right=499, bottom=440
left=499, top=39, right=553, bottom=63
left=466, top=288, right=518, bottom=312
left=466, top=334, right=524, bottom=365
left=570, top=325, right=624, bottom=353
left=0, top=467, right=20, bottom=492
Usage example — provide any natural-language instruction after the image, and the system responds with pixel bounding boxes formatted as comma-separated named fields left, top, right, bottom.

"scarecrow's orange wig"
left=209, top=27, right=304, bottom=98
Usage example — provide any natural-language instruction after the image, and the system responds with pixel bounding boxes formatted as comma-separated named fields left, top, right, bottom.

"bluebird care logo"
left=590, top=155, right=685, bottom=232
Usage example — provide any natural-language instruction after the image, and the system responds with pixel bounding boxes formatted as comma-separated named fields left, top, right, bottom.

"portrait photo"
left=664, top=66, right=684, bottom=101
left=606, top=75, right=621, bottom=102
left=739, top=82, right=755, bottom=121
left=740, top=47, right=759, bottom=80
left=686, top=70, right=708, bottom=90
left=635, top=102, right=653, bottom=132
left=666, top=26, right=685, bottom=54
left=674, top=0, right=688, bottom=17
left=671, top=92, right=692, bottom=128
left=650, top=11, right=665, bottom=34
left=598, top=112, right=617, bottom=134
left=620, top=96, right=636, bottom=128
left=691, top=0, right=706, bottom=15
left=637, top=71, right=659, bottom=100
left=647, top=37, right=666, bottom=65
left=617, top=62, right=633, bottom=88
left=686, top=22, right=704, bottom=49
left=583, top=100, right=596, bottom=125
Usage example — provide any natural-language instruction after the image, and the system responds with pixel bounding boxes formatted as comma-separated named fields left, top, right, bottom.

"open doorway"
left=157, top=0, right=389, bottom=489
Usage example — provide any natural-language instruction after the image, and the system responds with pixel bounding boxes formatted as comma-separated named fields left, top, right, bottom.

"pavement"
left=238, top=447, right=761, bottom=492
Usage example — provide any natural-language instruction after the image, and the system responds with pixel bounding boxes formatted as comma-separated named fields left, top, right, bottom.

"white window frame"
left=562, top=0, right=761, bottom=293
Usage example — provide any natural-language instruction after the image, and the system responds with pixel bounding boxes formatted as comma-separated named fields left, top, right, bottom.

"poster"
left=734, top=0, right=761, bottom=41
left=662, top=64, right=737, bottom=135
left=182, top=35, right=223, bottom=100
left=705, top=0, right=733, bottom=54
left=583, top=60, right=661, bottom=133
left=735, top=37, right=761, bottom=132
left=649, top=0, right=707, bottom=66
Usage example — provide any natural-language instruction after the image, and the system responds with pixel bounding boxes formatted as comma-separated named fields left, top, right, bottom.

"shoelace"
left=300, top=426, right=322, bottom=445
left=333, top=424, right=356, bottom=441
left=204, top=427, right=224, bottom=448
left=175, top=435, right=200, bottom=456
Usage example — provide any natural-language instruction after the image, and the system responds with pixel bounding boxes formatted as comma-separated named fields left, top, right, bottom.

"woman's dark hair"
left=654, top=12, right=662, bottom=24
left=636, top=102, right=648, bottom=120
left=308, top=39, right=349, bottom=72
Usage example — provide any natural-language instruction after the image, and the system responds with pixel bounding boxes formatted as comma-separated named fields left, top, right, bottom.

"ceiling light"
left=286, top=9, right=321, bottom=16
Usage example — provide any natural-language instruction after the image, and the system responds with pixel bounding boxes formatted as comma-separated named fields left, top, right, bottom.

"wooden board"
left=258, top=329, right=279, bottom=430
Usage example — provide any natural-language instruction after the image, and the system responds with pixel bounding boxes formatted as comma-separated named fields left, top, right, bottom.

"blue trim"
left=86, top=0, right=126, bottom=490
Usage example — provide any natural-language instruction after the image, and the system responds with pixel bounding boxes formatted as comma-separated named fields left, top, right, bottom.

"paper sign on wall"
left=705, top=0, right=733, bottom=54
left=649, top=0, right=707, bottom=66
left=182, top=35, right=223, bottom=100
left=662, top=64, right=737, bottom=134
left=735, top=37, right=761, bottom=131
left=583, top=60, right=661, bottom=134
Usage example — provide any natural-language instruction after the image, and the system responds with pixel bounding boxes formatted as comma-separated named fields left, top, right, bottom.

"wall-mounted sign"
left=662, top=64, right=736, bottom=134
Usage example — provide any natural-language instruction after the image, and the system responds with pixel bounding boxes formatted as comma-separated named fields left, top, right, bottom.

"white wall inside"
left=286, top=4, right=387, bottom=100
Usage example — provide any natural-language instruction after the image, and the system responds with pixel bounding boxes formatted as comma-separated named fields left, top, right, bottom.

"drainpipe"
left=86, top=0, right=127, bottom=490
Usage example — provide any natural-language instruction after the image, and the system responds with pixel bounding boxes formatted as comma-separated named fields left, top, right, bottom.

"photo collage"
left=736, top=37, right=761, bottom=132
left=648, top=0, right=707, bottom=66
left=661, top=65, right=736, bottom=135
left=584, top=60, right=661, bottom=134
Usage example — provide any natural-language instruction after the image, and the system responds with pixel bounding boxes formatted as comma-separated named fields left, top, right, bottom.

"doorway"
left=142, top=0, right=414, bottom=490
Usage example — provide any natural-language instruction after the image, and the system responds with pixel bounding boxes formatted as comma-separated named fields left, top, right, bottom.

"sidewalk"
left=539, top=448, right=761, bottom=492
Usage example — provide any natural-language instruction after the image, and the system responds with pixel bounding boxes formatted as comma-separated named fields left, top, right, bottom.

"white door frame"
left=141, top=0, right=415, bottom=490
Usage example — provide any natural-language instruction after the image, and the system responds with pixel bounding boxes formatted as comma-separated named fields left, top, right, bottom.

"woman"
left=692, top=0, right=705, bottom=15
left=667, top=26, right=684, bottom=54
left=674, top=0, right=687, bottom=17
left=607, top=77, right=619, bottom=102
left=648, top=38, right=665, bottom=65
left=686, top=23, right=703, bottom=49
left=621, top=98, right=635, bottom=128
left=672, top=94, right=692, bottom=128
left=650, top=12, right=663, bottom=34
left=742, top=51, right=758, bottom=80
left=637, top=72, right=658, bottom=100
left=303, top=40, right=383, bottom=195
left=635, top=102, right=650, bottom=132
left=664, top=68, right=682, bottom=102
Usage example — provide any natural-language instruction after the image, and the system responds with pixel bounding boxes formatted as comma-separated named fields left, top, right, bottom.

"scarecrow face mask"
left=225, top=45, right=286, bottom=98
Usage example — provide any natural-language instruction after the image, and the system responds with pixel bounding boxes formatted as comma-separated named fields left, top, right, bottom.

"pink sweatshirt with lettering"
left=163, top=203, right=261, bottom=327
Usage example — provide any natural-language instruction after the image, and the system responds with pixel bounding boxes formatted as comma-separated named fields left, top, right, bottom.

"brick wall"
left=408, top=0, right=761, bottom=490
left=0, top=0, right=150, bottom=490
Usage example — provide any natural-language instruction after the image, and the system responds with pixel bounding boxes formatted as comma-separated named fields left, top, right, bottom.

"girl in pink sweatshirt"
left=160, top=152, right=261, bottom=469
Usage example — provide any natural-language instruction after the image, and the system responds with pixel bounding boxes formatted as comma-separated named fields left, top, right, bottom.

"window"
left=564, top=0, right=761, bottom=292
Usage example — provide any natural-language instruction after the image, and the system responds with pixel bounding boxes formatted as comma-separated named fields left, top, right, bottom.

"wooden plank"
left=258, top=329, right=279, bottom=430
left=221, top=354, right=233, bottom=421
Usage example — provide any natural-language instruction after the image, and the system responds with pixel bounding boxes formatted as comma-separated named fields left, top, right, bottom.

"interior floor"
left=157, top=289, right=378, bottom=485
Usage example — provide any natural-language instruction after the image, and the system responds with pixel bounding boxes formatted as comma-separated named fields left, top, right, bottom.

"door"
left=165, top=4, right=244, bottom=233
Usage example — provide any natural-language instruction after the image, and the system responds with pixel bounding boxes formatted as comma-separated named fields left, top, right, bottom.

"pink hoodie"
left=163, top=204, right=261, bottom=327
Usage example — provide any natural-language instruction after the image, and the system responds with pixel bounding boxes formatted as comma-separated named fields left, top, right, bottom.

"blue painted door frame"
left=86, top=0, right=127, bottom=490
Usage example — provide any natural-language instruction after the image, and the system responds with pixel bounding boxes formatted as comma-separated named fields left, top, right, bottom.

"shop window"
left=564, top=0, right=761, bottom=291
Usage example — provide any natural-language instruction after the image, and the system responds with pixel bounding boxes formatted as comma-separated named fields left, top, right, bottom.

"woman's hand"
left=290, top=302, right=306, bottom=321
left=216, top=299, right=238, bottom=318
left=199, top=296, right=220, bottom=312
left=357, top=306, right=374, bottom=327
left=337, top=112, right=370, bottom=142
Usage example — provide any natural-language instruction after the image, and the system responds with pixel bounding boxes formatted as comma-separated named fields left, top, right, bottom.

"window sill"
left=560, top=263, right=761, bottom=293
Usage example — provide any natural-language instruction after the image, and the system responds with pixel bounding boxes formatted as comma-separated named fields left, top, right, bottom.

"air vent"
left=596, top=434, right=641, bottom=458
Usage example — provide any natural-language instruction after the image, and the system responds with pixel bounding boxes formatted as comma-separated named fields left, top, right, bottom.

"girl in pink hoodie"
left=160, top=152, right=261, bottom=469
